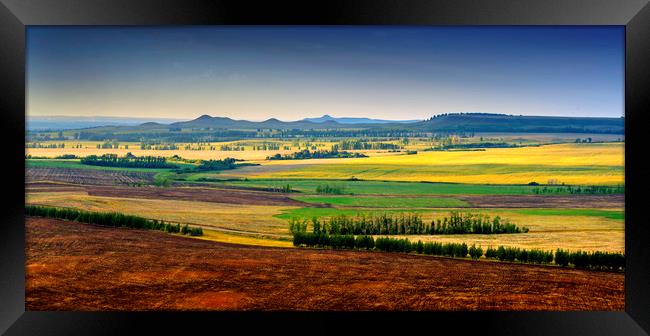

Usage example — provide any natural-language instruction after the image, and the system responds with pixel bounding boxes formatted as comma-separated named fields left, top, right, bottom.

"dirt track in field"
left=26, top=217, right=624, bottom=311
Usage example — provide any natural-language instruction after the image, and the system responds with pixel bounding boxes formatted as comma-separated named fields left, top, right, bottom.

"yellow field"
left=409, top=210, right=623, bottom=253
left=26, top=191, right=297, bottom=235
left=197, top=229, right=293, bottom=248
left=227, top=143, right=624, bottom=185
left=25, top=139, right=399, bottom=161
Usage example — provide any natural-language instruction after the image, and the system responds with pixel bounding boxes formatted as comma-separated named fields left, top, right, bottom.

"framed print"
left=1, top=0, right=649, bottom=335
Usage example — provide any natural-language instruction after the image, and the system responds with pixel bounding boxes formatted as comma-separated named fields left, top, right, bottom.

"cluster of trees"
left=315, top=184, right=347, bottom=195
left=25, top=205, right=203, bottom=236
left=484, top=246, right=554, bottom=264
left=55, top=154, right=77, bottom=159
left=266, top=149, right=368, bottom=160
left=532, top=185, right=624, bottom=195
left=81, top=153, right=177, bottom=169
left=289, top=212, right=528, bottom=236
left=269, top=184, right=293, bottom=193
left=96, top=141, right=120, bottom=149
left=554, top=249, right=624, bottom=271
left=220, top=145, right=246, bottom=151
left=26, top=142, right=65, bottom=148
left=332, top=140, right=401, bottom=151
left=439, top=142, right=518, bottom=149
left=194, top=158, right=238, bottom=171
left=140, top=143, right=179, bottom=150
left=290, top=232, right=624, bottom=271
left=252, top=143, right=281, bottom=150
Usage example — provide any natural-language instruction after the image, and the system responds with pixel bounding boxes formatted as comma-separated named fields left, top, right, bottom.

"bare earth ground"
left=26, top=181, right=622, bottom=209
left=26, top=182, right=313, bottom=207
left=26, top=217, right=624, bottom=311
left=458, top=194, right=624, bottom=208
left=27, top=167, right=156, bottom=185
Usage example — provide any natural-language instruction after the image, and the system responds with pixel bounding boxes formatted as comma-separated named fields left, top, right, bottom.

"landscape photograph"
left=25, top=26, right=625, bottom=311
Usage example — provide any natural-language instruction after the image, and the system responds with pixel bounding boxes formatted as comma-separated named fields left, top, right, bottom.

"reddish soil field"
left=25, top=182, right=314, bottom=207
left=459, top=194, right=624, bottom=208
left=26, top=217, right=624, bottom=311
left=85, top=185, right=313, bottom=207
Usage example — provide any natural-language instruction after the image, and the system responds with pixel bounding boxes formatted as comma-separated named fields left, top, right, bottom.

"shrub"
left=469, top=244, right=483, bottom=260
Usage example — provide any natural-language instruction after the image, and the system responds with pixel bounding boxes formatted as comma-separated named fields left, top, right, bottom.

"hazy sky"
left=27, top=26, right=624, bottom=121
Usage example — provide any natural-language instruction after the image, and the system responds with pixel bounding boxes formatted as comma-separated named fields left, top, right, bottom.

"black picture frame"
left=1, top=0, right=649, bottom=334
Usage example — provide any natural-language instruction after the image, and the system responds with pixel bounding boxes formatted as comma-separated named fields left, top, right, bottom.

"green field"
left=293, top=195, right=470, bottom=208
left=26, top=159, right=177, bottom=173
left=276, top=206, right=624, bottom=222
left=507, top=208, right=624, bottom=220
left=209, top=179, right=619, bottom=196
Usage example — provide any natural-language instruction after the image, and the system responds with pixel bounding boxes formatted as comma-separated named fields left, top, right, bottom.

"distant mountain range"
left=165, top=113, right=624, bottom=134
left=301, top=114, right=420, bottom=124
left=410, top=113, right=625, bottom=134
left=28, top=113, right=625, bottom=135
left=27, top=116, right=185, bottom=131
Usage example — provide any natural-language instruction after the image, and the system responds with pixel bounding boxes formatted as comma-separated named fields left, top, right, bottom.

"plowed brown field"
left=26, top=217, right=624, bottom=311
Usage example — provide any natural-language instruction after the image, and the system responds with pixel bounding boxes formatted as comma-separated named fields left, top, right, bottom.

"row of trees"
left=332, top=140, right=401, bottom=151
left=291, top=232, right=624, bottom=271
left=80, top=153, right=177, bottom=169
left=315, top=184, right=347, bottom=195
left=26, top=142, right=65, bottom=148
left=26, top=205, right=203, bottom=236
left=289, top=212, right=528, bottom=236
left=194, top=158, right=238, bottom=171
left=532, top=185, right=624, bottom=195
left=140, top=143, right=179, bottom=150
left=554, top=249, right=625, bottom=271
left=266, top=149, right=368, bottom=160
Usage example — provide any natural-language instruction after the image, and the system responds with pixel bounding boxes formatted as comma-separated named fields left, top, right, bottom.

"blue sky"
left=27, top=26, right=624, bottom=121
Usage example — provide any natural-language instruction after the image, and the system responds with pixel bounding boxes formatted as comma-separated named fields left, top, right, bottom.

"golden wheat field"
left=26, top=140, right=398, bottom=161
left=26, top=191, right=297, bottom=236
left=403, top=210, right=623, bottom=253
left=25, top=190, right=623, bottom=252
left=225, top=143, right=624, bottom=185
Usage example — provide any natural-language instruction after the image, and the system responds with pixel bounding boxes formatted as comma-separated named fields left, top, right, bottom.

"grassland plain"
left=26, top=191, right=297, bottom=236
left=293, top=195, right=470, bottom=208
left=26, top=159, right=176, bottom=172
left=25, top=189, right=623, bottom=252
left=225, top=143, right=624, bottom=185
left=26, top=139, right=399, bottom=161
left=211, top=179, right=595, bottom=195
left=276, top=207, right=624, bottom=253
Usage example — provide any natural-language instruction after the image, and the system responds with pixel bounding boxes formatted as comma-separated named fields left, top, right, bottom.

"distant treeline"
left=173, top=157, right=257, bottom=172
left=532, top=185, right=624, bottom=195
left=438, top=142, right=519, bottom=149
left=315, top=184, right=347, bottom=195
left=26, top=142, right=65, bottom=148
left=267, top=149, right=368, bottom=160
left=194, top=158, right=238, bottom=171
left=292, top=233, right=624, bottom=271
left=332, top=139, right=401, bottom=151
left=289, top=212, right=528, bottom=236
left=26, top=205, right=203, bottom=236
left=81, top=153, right=177, bottom=169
